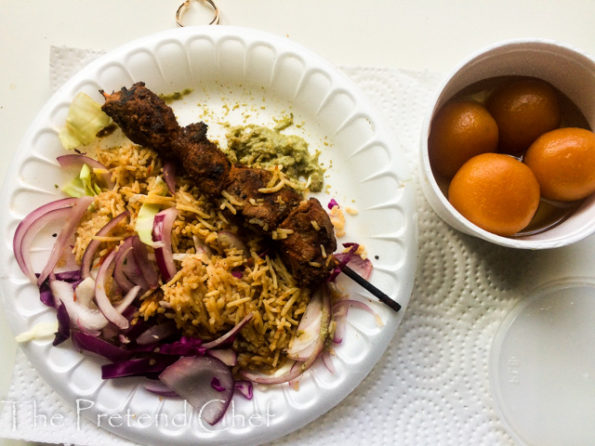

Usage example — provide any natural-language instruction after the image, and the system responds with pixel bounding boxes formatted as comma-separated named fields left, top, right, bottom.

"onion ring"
left=56, top=154, right=114, bottom=188
left=81, top=210, right=129, bottom=279
left=94, top=249, right=140, bottom=329
left=14, top=200, right=75, bottom=282
left=201, top=313, right=253, bottom=349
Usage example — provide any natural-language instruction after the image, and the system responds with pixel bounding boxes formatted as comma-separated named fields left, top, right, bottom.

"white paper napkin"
left=0, top=46, right=544, bottom=446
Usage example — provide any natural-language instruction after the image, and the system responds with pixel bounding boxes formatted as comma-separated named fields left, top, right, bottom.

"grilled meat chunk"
left=277, top=198, right=337, bottom=287
left=173, top=137, right=231, bottom=197
left=101, top=82, right=181, bottom=157
left=182, top=122, right=209, bottom=143
left=224, top=167, right=302, bottom=231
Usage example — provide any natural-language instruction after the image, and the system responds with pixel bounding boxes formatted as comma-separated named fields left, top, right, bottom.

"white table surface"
left=0, top=1, right=593, bottom=445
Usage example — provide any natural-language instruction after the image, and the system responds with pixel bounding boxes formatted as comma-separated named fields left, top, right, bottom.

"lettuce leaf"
left=135, top=176, right=169, bottom=245
left=62, top=164, right=101, bottom=197
left=58, top=92, right=112, bottom=150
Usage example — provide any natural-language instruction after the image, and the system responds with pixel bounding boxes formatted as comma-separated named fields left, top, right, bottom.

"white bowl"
left=419, top=39, right=595, bottom=249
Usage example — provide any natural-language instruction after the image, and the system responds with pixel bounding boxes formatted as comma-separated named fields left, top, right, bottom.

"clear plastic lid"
left=489, top=281, right=595, bottom=446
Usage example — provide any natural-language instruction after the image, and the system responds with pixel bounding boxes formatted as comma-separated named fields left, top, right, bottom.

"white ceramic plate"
left=0, top=26, right=416, bottom=445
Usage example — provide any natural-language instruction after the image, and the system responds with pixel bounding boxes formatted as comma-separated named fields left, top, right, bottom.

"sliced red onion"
left=201, top=313, right=253, bottom=349
left=287, top=287, right=330, bottom=361
left=240, top=359, right=305, bottom=385
left=327, top=198, right=339, bottom=209
left=287, top=296, right=322, bottom=360
left=234, top=381, right=253, bottom=400
left=152, top=207, right=178, bottom=283
left=162, top=162, right=176, bottom=195
left=332, top=299, right=381, bottom=344
left=94, top=249, right=131, bottom=329
left=74, top=276, right=95, bottom=307
left=56, top=154, right=114, bottom=187
left=241, top=287, right=331, bottom=385
left=287, top=362, right=302, bottom=389
left=333, top=252, right=373, bottom=280
left=50, top=279, right=108, bottom=331
left=143, top=380, right=179, bottom=398
left=333, top=299, right=379, bottom=319
left=321, top=351, right=336, bottom=374
left=136, top=321, right=177, bottom=345
left=81, top=210, right=129, bottom=279
left=114, top=237, right=149, bottom=290
left=217, top=231, right=248, bottom=255
left=332, top=303, right=349, bottom=344
left=113, top=242, right=136, bottom=291
left=159, top=356, right=234, bottom=425
left=207, top=349, right=237, bottom=367
left=37, top=196, right=94, bottom=286
left=193, top=236, right=212, bottom=257
left=115, top=285, right=142, bottom=314
left=131, top=236, right=159, bottom=289
left=14, top=197, right=78, bottom=282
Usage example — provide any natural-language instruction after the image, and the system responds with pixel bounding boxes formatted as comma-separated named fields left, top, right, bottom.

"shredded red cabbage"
left=143, top=380, right=179, bottom=398
left=234, top=380, right=253, bottom=400
left=37, top=270, right=82, bottom=309
left=53, top=304, right=71, bottom=346
left=328, top=243, right=359, bottom=281
left=162, top=162, right=176, bottom=195
left=211, top=377, right=226, bottom=392
left=136, top=321, right=176, bottom=345
left=101, top=356, right=177, bottom=379
left=149, top=336, right=206, bottom=356
left=37, top=271, right=82, bottom=345
left=72, top=330, right=132, bottom=362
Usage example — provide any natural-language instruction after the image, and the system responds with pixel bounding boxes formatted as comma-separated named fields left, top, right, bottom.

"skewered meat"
left=173, top=137, right=232, bottom=197
left=277, top=198, right=337, bottom=287
left=101, top=82, right=181, bottom=157
left=182, top=122, right=209, bottom=143
left=100, top=83, right=337, bottom=287
left=225, top=166, right=302, bottom=231
left=102, top=83, right=231, bottom=197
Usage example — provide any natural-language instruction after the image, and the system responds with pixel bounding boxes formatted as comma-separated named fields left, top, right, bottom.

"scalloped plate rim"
left=0, top=26, right=417, bottom=445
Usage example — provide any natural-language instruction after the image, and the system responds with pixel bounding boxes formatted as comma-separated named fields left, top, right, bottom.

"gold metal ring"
left=176, top=0, right=220, bottom=27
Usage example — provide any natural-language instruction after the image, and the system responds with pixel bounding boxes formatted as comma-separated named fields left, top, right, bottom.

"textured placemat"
left=0, top=47, right=541, bottom=446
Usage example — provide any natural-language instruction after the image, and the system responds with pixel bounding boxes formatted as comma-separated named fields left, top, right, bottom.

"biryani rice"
left=72, top=142, right=312, bottom=371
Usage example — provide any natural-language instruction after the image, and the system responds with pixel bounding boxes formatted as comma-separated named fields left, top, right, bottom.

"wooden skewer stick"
left=341, top=265, right=401, bottom=312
